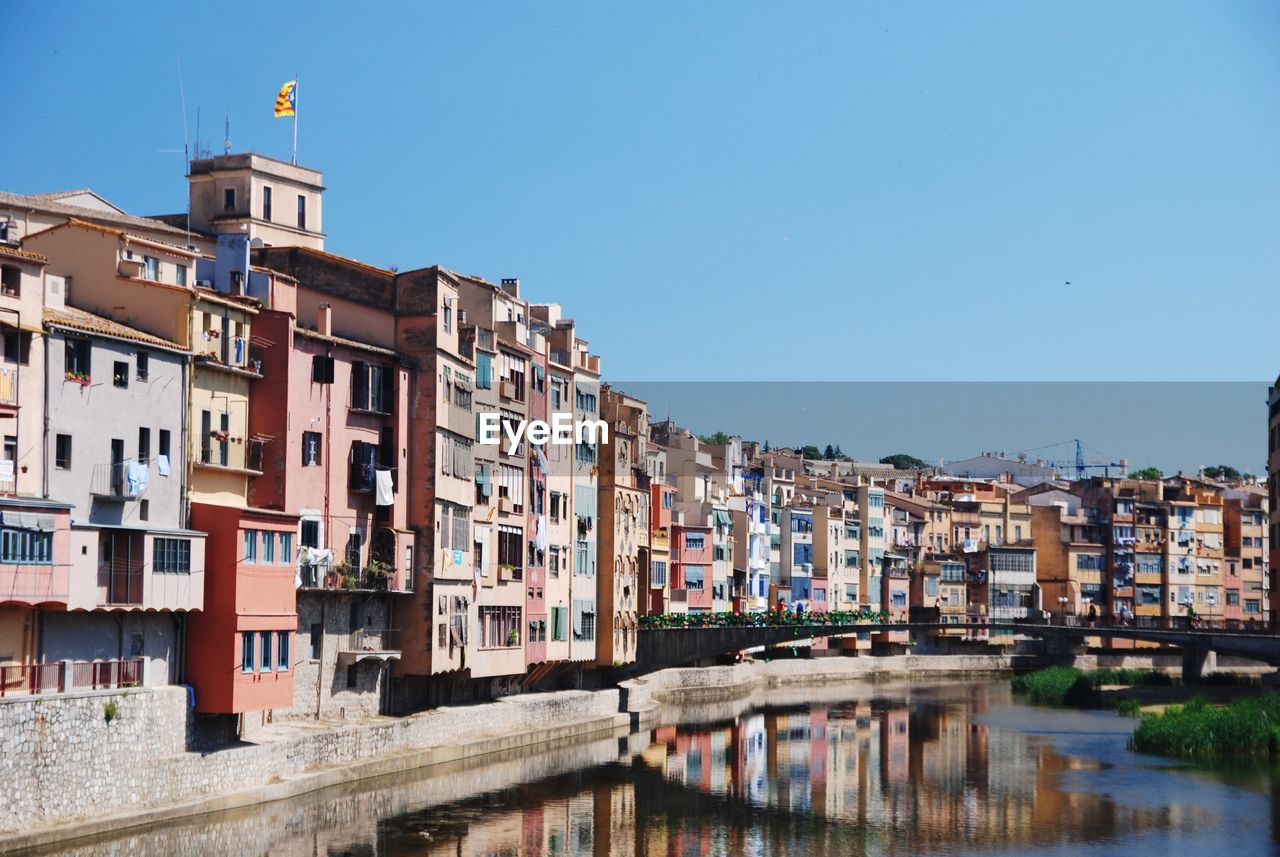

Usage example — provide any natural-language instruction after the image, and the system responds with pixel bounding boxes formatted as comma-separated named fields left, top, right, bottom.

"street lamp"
left=1057, top=595, right=1069, bottom=625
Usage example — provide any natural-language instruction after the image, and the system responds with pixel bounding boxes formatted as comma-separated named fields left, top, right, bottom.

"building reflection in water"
left=34, top=683, right=1271, bottom=857
left=375, top=683, right=1240, bottom=857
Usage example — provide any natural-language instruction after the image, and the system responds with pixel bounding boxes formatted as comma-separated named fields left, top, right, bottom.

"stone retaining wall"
left=0, top=685, right=623, bottom=842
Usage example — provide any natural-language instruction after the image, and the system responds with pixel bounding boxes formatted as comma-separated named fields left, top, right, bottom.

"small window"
left=310, top=623, right=322, bottom=660
left=65, top=339, right=90, bottom=378
left=297, top=194, right=307, bottom=230
left=175, top=265, right=187, bottom=287
left=277, top=631, right=290, bottom=671
left=158, top=429, right=170, bottom=461
left=139, top=499, right=149, bottom=521
left=241, top=633, right=254, bottom=673
left=0, top=265, right=19, bottom=297
left=279, top=532, right=293, bottom=565
left=224, top=188, right=236, bottom=211
left=302, top=431, right=322, bottom=466
left=311, top=355, right=334, bottom=384
left=346, top=663, right=358, bottom=688
left=300, top=519, right=320, bottom=549
left=260, top=631, right=273, bottom=671
left=138, top=427, right=150, bottom=464
left=262, top=186, right=273, bottom=221
left=243, top=529, right=258, bottom=563
left=263, top=531, right=276, bottom=564
left=154, top=538, right=191, bottom=573
left=113, top=361, right=128, bottom=388
left=143, top=256, right=159, bottom=282
left=136, top=352, right=149, bottom=381
left=55, top=434, right=71, bottom=470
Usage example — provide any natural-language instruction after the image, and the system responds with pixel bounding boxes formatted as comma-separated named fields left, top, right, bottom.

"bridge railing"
left=1024, top=612, right=1270, bottom=635
left=636, top=609, right=1275, bottom=638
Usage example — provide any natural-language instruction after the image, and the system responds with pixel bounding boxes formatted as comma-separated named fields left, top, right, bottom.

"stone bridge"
left=624, top=621, right=1280, bottom=682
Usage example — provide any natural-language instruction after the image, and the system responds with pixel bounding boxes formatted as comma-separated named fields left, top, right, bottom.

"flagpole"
left=292, top=75, right=299, bottom=165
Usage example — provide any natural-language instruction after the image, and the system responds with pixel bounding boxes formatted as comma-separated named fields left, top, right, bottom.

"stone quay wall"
left=0, top=685, right=625, bottom=848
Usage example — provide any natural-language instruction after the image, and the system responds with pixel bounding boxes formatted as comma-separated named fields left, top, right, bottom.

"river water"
left=32, top=680, right=1279, bottom=856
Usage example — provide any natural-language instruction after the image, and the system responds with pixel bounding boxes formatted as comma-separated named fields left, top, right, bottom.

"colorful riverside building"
left=42, top=301, right=205, bottom=684
left=647, top=472, right=676, bottom=615
left=533, top=304, right=602, bottom=664
left=597, top=384, right=649, bottom=666
left=247, top=248, right=471, bottom=707
left=455, top=274, right=533, bottom=692
left=0, top=243, right=70, bottom=673
left=1271, top=375, right=1280, bottom=631
left=26, top=219, right=298, bottom=713
left=244, top=271, right=413, bottom=719
left=1223, top=488, right=1269, bottom=625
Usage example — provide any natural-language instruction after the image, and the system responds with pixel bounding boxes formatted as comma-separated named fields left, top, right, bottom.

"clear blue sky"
left=3, top=2, right=1278, bottom=382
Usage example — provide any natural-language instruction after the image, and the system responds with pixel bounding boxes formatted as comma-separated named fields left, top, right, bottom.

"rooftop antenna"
left=176, top=55, right=191, bottom=245
left=224, top=113, right=232, bottom=155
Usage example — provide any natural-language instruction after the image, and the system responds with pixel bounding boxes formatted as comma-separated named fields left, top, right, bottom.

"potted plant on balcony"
left=65, top=371, right=91, bottom=387
left=361, top=560, right=391, bottom=591
left=331, top=561, right=357, bottom=590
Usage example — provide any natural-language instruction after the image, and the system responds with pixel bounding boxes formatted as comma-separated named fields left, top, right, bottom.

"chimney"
left=500, top=277, right=520, bottom=298
left=318, top=303, right=332, bottom=337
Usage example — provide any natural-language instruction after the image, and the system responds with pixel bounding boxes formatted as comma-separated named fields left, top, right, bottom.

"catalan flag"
left=274, top=80, right=297, bottom=118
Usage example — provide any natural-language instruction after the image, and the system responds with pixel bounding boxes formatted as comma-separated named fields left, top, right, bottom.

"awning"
left=713, top=510, right=732, bottom=527
left=2, top=510, right=56, bottom=531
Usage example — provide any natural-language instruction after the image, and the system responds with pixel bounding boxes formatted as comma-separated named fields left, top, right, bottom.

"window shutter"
left=380, top=365, right=394, bottom=414
left=312, top=355, right=334, bottom=384
left=351, top=361, right=367, bottom=409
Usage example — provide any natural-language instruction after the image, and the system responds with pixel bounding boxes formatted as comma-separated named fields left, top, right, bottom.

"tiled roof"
left=0, top=190, right=191, bottom=238
left=36, top=218, right=200, bottom=258
left=43, top=306, right=188, bottom=353
left=0, top=244, right=47, bottom=264
left=295, top=325, right=397, bottom=358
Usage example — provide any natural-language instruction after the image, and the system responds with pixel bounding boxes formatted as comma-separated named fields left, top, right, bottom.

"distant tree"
left=879, top=453, right=926, bottom=470
left=823, top=444, right=836, bottom=460
left=698, top=431, right=733, bottom=446
left=800, top=445, right=823, bottom=461
left=834, top=444, right=847, bottom=460
left=1203, top=465, right=1241, bottom=482
left=762, top=440, right=771, bottom=452
left=1128, top=466, right=1163, bottom=480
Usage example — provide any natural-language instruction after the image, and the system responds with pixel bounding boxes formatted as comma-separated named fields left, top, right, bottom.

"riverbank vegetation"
left=1131, top=693, right=1280, bottom=757
left=1011, top=666, right=1172, bottom=706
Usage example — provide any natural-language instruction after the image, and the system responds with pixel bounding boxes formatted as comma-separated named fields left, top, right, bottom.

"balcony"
left=549, top=347, right=571, bottom=367
left=0, top=362, right=17, bottom=408
left=99, top=557, right=143, bottom=607
left=0, top=658, right=143, bottom=698
left=349, top=461, right=376, bottom=494
left=90, top=462, right=144, bottom=500
left=499, top=377, right=523, bottom=402
left=338, top=628, right=402, bottom=665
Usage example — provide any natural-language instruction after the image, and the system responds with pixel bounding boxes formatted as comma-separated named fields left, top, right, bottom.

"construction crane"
left=1017, top=439, right=1128, bottom=481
